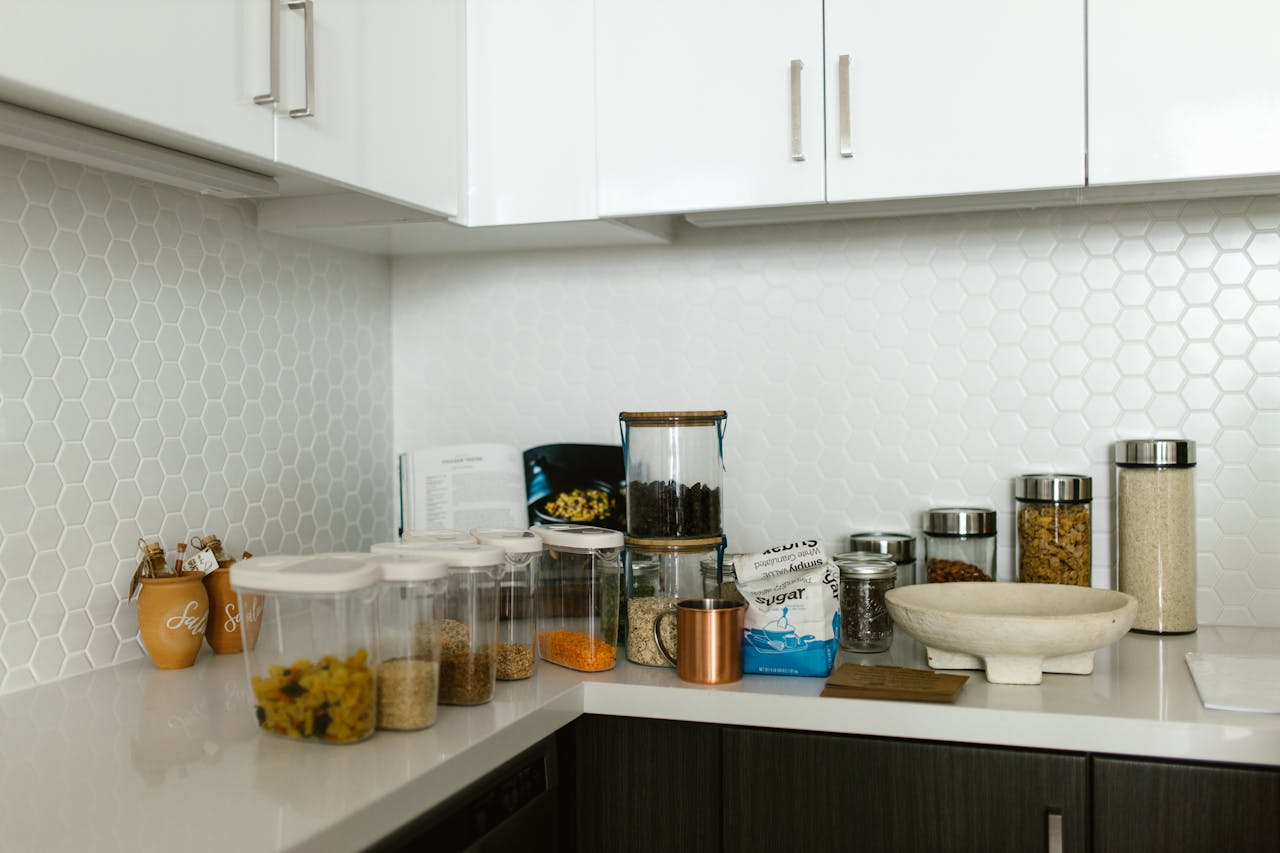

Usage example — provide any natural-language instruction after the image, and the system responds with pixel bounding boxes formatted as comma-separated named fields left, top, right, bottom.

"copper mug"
left=654, top=598, right=745, bottom=685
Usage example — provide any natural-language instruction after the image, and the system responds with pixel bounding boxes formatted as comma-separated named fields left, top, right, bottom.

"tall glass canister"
left=1015, top=474, right=1092, bottom=586
left=1115, top=439, right=1197, bottom=634
left=624, top=536, right=725, bottom=667
left=619, top=411, right=727, bottom=538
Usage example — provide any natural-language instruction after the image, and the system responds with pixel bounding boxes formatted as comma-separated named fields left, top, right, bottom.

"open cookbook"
left=398, top=443, right=625, bottom=534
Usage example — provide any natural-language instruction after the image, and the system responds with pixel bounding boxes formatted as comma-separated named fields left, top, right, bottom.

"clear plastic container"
left=838, top=559, right=896, bottom=653
left=406, top=543, right=504, bottom=705
left=619, top=410, right=727, bottom=537
left=1115, top=439, right=1197, bottom=634
left=373, top=556, right=448, bottom=731
left=921, top=508, right=997, bottom=583
left=624, top=536, right=722, bottom=667
left=1015, top=474, right=1092, bottom=586
left=843, top=532, right=917, bottom=590
left=230, top=554, right=380, bottom=744
left=533, top=525, right=623, bottom=672
left=470, top=528, right=542, bottom=680
left=700, top=554, right=746, bottom=605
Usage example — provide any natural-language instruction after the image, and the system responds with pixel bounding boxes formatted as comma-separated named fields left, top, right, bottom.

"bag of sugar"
left=736, top=540, right=840, bottom=677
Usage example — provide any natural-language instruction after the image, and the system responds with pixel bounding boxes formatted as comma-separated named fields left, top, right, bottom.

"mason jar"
left=700, top=554, right=746, bottom=605
left=1115, top=439, right=1197, bottom=634
left=838, top=559, right=896, bottom=653
left=1015, top=474, right=1092, bottom=586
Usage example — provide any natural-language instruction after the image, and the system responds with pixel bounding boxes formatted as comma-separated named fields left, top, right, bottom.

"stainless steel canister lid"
left=921, top=507, right=997, bottom=536
left=838, top=559, right=896, bottom=580
left=1014, top=474, right=1092, bottom=502
left=846, top=532, right=916, bottom=563
left=1115, top=439, right=1196, bottom=467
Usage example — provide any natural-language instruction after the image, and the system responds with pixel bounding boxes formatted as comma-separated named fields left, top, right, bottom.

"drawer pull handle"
left=287, top=0, right=315, bottom=118
left=253, top=0, right=280, bottom=106
left=790, top=59, right=804, bottom=161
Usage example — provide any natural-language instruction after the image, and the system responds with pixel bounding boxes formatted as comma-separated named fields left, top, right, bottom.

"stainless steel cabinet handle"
left=1047, top=811, right=1063, bottom=853
left=790, top=59, right=804, bottom=161
left=253, top=0, right=280, bottom=105
left=838, top=53, right=852, bottom=157
left=287, top=0, right=315, bottom=118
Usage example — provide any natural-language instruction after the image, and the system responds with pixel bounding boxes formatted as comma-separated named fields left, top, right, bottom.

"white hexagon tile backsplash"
left=0, top=147, right=395, bottom=694
left=393, top=198, right=1280, bottom=626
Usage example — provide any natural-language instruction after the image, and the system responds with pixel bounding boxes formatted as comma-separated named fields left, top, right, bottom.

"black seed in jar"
left=628, top=480, right=721, bottom=537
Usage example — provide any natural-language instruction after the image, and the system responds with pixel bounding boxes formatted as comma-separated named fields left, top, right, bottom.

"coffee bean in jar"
left=1015, top=474, right=1092, bottom=586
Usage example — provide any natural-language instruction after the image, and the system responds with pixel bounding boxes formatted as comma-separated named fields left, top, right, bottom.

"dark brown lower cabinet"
left=573, top=714, right=722, bottom=853
left=1092, top=755, right=1280, bottom=853
left=569, top=715, right=1280, bottom=853
left=722, top=727, right=1088, bottom=853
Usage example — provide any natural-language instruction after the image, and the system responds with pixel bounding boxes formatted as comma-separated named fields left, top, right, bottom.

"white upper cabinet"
left=824, top=0, right=1085, bottom=203
left=462, top=0, right=595, bottom=227
left=1088, top=0, right=1280, bottom=186
left=272, top=0, right=460, bottom=216
left=0, top=0, right=273, bottom=162
left=595, top=0, right=826, bottom=217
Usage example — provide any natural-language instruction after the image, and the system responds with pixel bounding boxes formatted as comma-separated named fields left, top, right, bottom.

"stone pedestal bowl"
left=885, top=582, right=1138, bottom=685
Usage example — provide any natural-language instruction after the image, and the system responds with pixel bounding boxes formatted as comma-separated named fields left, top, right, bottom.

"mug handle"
left=653, top=608, right=678, bottom=666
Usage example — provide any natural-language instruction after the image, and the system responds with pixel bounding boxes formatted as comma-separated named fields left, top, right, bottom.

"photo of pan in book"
left=524, top=444, right=625, bottom=531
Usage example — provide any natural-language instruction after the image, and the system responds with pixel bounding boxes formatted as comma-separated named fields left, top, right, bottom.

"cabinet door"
left=274, top=0, right=460, bottom=216
left=462, top=0, right=595, bottom=226
left=824, top=0, right=1085, bottom=202
left=595, top=0, right=825, bottom=217
left=1087, top=0, right=1280, bottom=185
left=0, top=0, right=273, bottom=161
left=723, top=728, right=1089, bottom=853
left=1093, top=756, right=1280, bottom=853
left=574, top=715, right=721, bottom=853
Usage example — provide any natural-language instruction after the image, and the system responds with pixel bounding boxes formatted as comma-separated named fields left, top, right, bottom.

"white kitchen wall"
left=0, top=147, right=395, bottom=694
left=393, top=197, right=1280, bottom=626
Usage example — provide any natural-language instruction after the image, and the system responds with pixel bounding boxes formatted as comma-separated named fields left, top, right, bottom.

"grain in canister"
left=1115, top=439, right=1197, bottom=634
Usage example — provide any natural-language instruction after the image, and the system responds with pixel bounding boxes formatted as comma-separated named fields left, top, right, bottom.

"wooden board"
left=821, top=663, right=968, bottom=703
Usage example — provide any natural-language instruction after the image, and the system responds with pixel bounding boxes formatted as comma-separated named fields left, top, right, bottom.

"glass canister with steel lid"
left=1115, top=439, right=1197, bottom=634
left=843, top=532, right=917, bottom=590
left=921, top=508, right=997, bottom=583
left=1015, top=474, right=1092, bottom=586
left=700, top=553, right=746, bottom=605
left=619, top=411, right=727, bottom=538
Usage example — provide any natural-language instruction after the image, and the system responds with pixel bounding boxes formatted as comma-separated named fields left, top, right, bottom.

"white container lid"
left=402, top=542, right=506, bottom=568
left=532, top=524, right=624, bottom=550
left=370, top=539, right=470, bottom=556
left=377, top=555, right=449, bottom=583
left=401, top=529, right=473, bottom=544
left=470, top=528, right=543, bottom=554
left=230, top=554, right=380, bottom=594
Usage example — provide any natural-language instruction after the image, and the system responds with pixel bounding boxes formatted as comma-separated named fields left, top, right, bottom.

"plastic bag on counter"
left=736, top=541, right=840, bottom=677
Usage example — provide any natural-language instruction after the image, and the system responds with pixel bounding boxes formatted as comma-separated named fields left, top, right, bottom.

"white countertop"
left=3, top=626, right=1279, bottom=853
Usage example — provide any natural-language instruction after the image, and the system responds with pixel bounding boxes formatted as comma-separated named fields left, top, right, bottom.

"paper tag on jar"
left=188, top=548, right=219, bottom=574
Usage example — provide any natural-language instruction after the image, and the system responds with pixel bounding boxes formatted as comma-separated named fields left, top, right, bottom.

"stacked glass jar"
left=619, top=411, right=730, bottom=668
